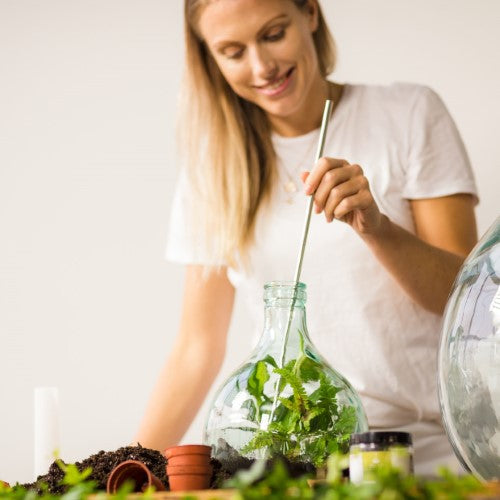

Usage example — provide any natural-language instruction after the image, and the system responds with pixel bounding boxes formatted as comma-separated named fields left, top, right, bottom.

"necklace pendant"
left=284, top=180, right=297, bottom=194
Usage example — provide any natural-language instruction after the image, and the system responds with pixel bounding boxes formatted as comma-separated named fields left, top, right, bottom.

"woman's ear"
left=306, top=0, right=319, bottom=33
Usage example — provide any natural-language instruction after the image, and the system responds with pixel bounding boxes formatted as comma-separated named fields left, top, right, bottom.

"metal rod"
left=266, top=99, right=334, bottom=432
left=294, top=99, right=333, bottom=283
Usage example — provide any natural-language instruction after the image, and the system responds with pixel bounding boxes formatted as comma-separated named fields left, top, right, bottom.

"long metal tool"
left=266, top=99, right=334, bottom=428
left=293, top=99, right=333, bottom=285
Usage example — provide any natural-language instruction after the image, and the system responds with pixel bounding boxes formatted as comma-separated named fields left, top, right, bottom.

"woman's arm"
left=360, top=194, right=477, bottom=314
left=134, top=264, right=235, bottom=451
left=303, top=159, right=477, bottom=315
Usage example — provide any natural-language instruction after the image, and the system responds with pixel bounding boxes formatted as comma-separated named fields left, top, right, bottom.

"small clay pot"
left=166, top=464, right=213, bottom=492
left=164, top=444, right=212, bottom=467
left=106, top=459, right=166, bottom=494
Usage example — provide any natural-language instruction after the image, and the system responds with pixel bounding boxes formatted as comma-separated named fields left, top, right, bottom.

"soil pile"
left=211, top=439, right=316, bottom=484
left=21, top=440, right=313, bottom=494
left=25, top=444, right=167, bottom=494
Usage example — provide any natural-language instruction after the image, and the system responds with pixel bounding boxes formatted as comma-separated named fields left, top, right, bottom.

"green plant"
left=241, top=347, right=356, bottom=467
left=0, top=462, right=134, bottom=500
left=226, top=454, right=487, bottom=500
left=0, top=454, right=491, bottom=499
left=226, top=459, right=314, bottom=499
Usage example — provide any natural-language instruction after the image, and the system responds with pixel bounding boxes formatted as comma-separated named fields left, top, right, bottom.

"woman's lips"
left=255, top=68, right=294, bottom=97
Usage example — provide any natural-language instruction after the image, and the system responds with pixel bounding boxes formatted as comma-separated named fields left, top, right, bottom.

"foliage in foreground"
left=0, top=461, right=136, bottom=500
left=226, top=455, right=487, bottom=500
left=0, top=454, right=490, bottom=499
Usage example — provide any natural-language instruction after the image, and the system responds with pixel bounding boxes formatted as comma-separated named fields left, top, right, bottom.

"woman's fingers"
left=313, top=166, right=356, bottom=214
left=301, top=157, right=381, bottom=233
left=300, top=170, right=310, bottom=184
left=304, top=157, right=348, bottom=195
left=323, top=175, right=369, bottom=222
left=303, top=158, right=368, bottom=219
left=328, top=185, right=373, bottom=223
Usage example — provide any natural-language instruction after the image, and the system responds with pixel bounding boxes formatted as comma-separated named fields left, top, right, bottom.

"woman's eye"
left=265, top=28, right=285, bottom=42
left=223, top=47, right=244, bottom=60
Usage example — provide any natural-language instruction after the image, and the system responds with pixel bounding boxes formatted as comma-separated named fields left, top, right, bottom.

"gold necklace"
left=281, top=133, right=318, bottom=204
left=280, top=82, right=341, bottom=204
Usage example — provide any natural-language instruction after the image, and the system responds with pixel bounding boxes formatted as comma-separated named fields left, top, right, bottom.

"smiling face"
left=197, top=0, right=327, bottom=135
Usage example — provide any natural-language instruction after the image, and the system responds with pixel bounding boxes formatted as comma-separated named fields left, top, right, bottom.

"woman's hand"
left=302, top=157, right=383, bottom=235
left=301, top=156, right=477, bottom=314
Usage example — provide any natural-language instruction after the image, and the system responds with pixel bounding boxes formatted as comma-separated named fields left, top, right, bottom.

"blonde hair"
left=180, top=0, right=336, bottom=267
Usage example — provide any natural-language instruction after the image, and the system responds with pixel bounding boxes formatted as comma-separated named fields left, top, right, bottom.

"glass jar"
left=349, top=431, right=413, bottom=484
left=204, top=281, right=368, bottom=470
left=438, top=216, right=500, bottom=481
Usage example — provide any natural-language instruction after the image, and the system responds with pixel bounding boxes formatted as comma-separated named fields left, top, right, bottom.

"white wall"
left=0, top=0, right=498, bottom=484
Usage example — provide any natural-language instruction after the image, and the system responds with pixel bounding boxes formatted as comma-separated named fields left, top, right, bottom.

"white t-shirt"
left=166, top=83, right=478, bottom=474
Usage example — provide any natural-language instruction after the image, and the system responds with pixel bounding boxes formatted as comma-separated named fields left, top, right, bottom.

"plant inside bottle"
left=241, top=337, right=358, bottom=467
left=204, top=282, right=368, bottom=471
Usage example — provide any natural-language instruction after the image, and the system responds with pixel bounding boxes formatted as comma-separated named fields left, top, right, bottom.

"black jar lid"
left=350, top=431, right=412, bottom=446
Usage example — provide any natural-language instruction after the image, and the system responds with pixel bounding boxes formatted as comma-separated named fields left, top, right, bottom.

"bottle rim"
left=264, top=281, right=307, bottom=301
left=264, top=281, right=306, bottom=289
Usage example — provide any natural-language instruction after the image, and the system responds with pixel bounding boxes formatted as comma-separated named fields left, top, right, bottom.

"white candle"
left=34, top=387, right=60, bottom=479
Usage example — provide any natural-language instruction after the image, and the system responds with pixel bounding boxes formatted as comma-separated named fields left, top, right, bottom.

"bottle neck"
left=253, top=300, right=310, bottom=363
left=264, top=300, right=307, bottom=334
left=251, top=282, right=311, bottom=364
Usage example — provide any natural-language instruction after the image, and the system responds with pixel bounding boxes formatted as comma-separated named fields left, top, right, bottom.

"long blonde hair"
left=180, top=0, right=336, bottom=267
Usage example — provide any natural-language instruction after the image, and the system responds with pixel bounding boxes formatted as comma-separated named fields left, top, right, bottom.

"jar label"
left=349, top=448, right=412, bottom=484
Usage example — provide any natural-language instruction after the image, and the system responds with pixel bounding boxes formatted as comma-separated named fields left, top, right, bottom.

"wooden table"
left=116, top=483, right=500, bottom=499
left=117, top=491, right=236, bottom=499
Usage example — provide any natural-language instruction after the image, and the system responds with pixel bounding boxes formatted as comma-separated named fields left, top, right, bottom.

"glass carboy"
left=438, top=216, right=500, bottom=481
left=204, top=281, right=368, bottom=469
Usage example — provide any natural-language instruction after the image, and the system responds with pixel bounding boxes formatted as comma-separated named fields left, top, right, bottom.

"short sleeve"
left=165, top=170, right=225, bottom=266
left=403, top=86, right=478, bottom=202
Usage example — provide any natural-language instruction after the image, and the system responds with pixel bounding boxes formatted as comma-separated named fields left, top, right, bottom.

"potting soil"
left=23, top=444, right=168, bottom=494
left=20, top=441, right=313, bottom=494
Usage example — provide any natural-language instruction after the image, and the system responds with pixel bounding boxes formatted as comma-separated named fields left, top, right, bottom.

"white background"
left=1, top=0, right=499, bottom=484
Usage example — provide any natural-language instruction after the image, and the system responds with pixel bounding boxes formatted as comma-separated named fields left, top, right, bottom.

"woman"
left=135, top=0, right=478, bottom=475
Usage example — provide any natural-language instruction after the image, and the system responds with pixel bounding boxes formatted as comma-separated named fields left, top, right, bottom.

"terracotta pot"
left=106, top=459, right=166, bottom=494
left=164, top=444, right=212, bottom=467
left=166, top=464, right=213, bottom=492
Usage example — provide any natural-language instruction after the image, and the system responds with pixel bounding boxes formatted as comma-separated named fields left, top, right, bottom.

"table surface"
left=116, top=483, right=500, bottom=500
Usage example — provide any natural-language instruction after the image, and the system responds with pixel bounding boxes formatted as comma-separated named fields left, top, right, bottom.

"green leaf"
left=241, top=398, right=257, bottom=421
left=247, top=361, right=270, bottom=400
left=241, top=430, right=275, bottom=455
left=302, top=407, right=325, bottom=432
left=261, top=355, right=278, bottom=368
left=277, top=397, right=296, bottom=412
left=304, top=435, right=327, bottom=467
left=274, top=367, right=310, bottom=413
left=325, top=437, right=340, bottom=456
left=317, top=373, right=341, bottom=406
left=335, top=406, right=357, bottom=439
left=57, top=462, right=93, bottom=487
left=295, top=356, right=321, bottom=382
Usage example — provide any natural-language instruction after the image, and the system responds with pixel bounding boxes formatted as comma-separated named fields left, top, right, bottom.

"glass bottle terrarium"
left=438, top=216, right=500, bottom=481
left=204, top=281, right=368, bottom=469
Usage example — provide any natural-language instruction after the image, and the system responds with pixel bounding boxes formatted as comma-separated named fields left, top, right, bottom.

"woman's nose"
left=248, top=46, right=278, bottom=81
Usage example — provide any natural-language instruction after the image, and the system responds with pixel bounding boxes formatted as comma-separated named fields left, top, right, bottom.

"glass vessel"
left=204, top=281, right=368, bottom=469
left=438, top=216, right=500, bottom=481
